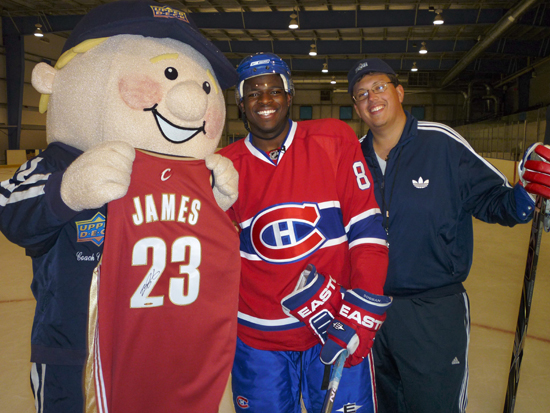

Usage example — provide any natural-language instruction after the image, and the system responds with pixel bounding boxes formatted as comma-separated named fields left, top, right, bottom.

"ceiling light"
left=309, top=44, right=317, bottom=57
left=289, top=13, right=298, bottom=29
left=322, top=63, right=328, bottom=73
left=433, top=10, right=444, bottom=25
left=419, top=41, right=428, bottom=54
left=330, top=76, right=336, bottom=85
left=34, top=24, right=44, bottom=38
left=411, top=62, right=418, bottom=72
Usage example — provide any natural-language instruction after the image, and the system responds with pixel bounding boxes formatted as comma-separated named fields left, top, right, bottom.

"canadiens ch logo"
left=250, top=203, right=326, bottom=263
left=236, top=396, right=249, bottom=409
left=75, top=212, right=106, bottom=246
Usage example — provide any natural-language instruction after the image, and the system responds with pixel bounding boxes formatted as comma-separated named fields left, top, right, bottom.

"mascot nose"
left=166, top=81, right=208, bottom=122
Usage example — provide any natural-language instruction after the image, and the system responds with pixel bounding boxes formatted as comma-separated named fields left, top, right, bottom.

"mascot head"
left=31, top=0, right=236, bottom=159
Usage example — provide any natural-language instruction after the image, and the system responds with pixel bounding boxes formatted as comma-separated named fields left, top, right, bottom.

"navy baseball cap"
left=62, top=0, right=237, bottom=90
left=347, top=58, right=396, bottom=94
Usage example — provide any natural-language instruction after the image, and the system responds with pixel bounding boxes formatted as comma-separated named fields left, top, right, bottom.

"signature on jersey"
left=140, top=268, right=162, bottom=296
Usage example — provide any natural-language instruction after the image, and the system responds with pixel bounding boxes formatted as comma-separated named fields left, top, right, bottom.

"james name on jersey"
left=131, top=192, right=202, bottom=226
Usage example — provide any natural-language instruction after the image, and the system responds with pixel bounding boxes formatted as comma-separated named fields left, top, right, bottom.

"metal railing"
left=455, top=107, right=547, bottom=161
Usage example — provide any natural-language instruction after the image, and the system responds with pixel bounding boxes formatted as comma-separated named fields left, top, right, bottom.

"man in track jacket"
left=348, top=57, right=536, bottom=413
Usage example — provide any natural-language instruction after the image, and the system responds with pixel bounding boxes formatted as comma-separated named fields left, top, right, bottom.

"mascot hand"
left=205, top=154, right=238, bottom=211
left=61, top=141, right=135, bottom=211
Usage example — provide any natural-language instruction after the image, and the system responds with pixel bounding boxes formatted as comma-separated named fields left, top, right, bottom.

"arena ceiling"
left=2, top=0, right=550, bottom=90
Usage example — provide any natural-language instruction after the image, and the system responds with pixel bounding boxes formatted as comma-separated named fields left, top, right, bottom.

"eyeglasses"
left=353, top=81, right=395, bottom=102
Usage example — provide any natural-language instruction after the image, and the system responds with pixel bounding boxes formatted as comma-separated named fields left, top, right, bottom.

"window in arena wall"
left=300, top=106, right=313, bottom=120
left=411, top=106, right=426, bottom=120
left=340, top=106, right=353, bottom=120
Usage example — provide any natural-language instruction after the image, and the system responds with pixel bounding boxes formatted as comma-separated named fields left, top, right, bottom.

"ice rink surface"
left=1, top=165, right=549, bottom=413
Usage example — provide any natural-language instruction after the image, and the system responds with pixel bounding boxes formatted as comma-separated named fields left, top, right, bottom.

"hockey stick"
left=321, top=350, right=348, bottom=413
left=503, top=106, right=550, bottom=413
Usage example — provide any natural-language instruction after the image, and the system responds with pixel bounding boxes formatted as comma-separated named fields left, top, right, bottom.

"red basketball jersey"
left=89, top=151, right=240, bottom=413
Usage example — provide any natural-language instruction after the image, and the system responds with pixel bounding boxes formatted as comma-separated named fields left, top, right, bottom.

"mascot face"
left=43, top=35, right=225, bottom=158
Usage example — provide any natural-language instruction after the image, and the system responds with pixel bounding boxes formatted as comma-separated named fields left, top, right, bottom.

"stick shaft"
left=503, top=196, right=546, bottom=413
left=503, top=105, right=550, bottom=412
left=321, top=350, right=348, bottom=413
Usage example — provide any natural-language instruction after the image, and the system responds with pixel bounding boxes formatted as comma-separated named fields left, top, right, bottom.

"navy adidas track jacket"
left=0, top=142, right=105, bottom=365
left=361, top=112, right=534, bottom=298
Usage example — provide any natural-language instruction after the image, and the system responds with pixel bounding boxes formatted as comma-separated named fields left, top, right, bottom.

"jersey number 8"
left=353, top=161, right=371, bottom=190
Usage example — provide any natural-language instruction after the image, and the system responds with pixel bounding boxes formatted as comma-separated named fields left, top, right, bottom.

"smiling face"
left=240, top=74, right=292, bottom=151
left=352, top=73, right=406, bottom=137
left=46, top=35, right=225, bottom=158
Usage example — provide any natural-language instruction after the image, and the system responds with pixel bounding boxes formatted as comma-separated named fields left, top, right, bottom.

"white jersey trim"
left=318, top=200, right=341, bottom=209
left=239, top=199, right=342, bottom=230
left=240, top=234, right=348, bottom=262
left=349, top=237, right=388, bottom=249
left=322, top=235, right=348, bottom=248
left=345, top=207, right=381, bottom=233
left=244, top=121, right=298, bottom=165
left=238, top=311, right=298, bottom=326
left=241, top=250, right=262, bottom=261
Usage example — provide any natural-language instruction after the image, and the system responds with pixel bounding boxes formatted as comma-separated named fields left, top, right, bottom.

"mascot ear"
left=32, top=62, right=57, bottom=94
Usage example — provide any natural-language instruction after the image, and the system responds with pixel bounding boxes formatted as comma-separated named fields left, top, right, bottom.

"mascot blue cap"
left=62, top=0, right=237, bottom=90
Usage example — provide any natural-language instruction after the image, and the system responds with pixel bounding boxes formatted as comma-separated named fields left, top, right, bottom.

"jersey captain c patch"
left=250, top=203, right=326, bottom=264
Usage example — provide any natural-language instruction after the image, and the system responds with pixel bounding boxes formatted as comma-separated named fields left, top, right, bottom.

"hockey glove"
left=320, top=289, right=392, bottom=367
left=519, top=143, right=550, bottom=200
left=281, top=264, right=344, bottom=345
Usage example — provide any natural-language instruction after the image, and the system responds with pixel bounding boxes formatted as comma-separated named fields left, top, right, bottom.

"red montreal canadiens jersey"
left=219, top=119, right=388, bottom=351
left=88, top=151, right=240, bottom=413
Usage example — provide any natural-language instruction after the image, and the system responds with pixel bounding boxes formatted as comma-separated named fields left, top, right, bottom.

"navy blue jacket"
left=0, top=142, right=106, bottom=365
left=361, top=112, right=534, bottom=298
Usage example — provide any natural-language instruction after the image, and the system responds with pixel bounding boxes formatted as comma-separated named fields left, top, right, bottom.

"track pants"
left=30, top=363, right=84, bottom=413
left=373, top=292, right=470, bottom=413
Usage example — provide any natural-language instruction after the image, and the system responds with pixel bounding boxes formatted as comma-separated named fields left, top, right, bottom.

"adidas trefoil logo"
left=413, top=177, right=429, bottom=189
left=451, top=357, right=460, bottom=365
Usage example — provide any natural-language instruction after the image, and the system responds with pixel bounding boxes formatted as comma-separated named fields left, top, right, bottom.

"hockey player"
left=219, top=52, right=391, bottom=413
left=347, top=57, right=550, bottom=413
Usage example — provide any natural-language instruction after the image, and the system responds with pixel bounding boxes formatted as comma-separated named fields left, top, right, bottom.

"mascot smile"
left=146, top=104, right=206, bottom=144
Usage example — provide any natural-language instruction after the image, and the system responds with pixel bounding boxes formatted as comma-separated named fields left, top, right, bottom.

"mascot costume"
left=0, top=1, right=240, bottom=412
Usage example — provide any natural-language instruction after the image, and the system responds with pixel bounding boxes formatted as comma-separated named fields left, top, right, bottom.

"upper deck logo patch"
left=150, top=5, right=189, bottom=23
left=76, top=212, right=106, bottom=246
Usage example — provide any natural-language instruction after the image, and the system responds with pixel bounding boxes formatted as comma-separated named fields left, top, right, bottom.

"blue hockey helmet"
left=235, top=52, right=294, bottom=103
